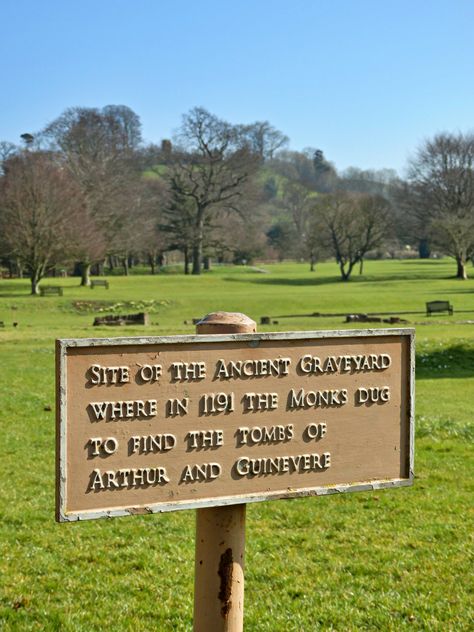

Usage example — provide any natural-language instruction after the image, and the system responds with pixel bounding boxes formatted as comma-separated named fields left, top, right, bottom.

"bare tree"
left=271, top=150, right=317, bottom=189
left=406, top=132, right=474, bottom=279
left=0, top=142, right=18, bottom=175
left=138, top=178, right=169, bottom=274
left=339, top=167, right=400, bottom=195
left=241, top=121, right=288, bottom=161
left=168, top=107, right=259, bottom=274
left=304, top=207, right=328, bottom=271
left=43, top=105, right=143, bottom=284
left=314, top=192, right=391, bottom=281
left=0, top=152, right=84, bottom=294
left=280, top=180, right=320, bottom=267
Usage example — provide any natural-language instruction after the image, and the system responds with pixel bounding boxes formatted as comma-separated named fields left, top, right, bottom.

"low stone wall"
left=93, top=312, right=149, bottom=326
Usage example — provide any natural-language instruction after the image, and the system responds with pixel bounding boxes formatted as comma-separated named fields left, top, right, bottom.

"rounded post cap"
left=196, top=311, right=256, bottom=334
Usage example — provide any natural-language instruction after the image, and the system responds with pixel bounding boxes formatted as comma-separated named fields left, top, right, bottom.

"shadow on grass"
left=0, top=282, right=33, bottom=297
left=445, top=288, right=474, bottom=294
left=223, top=275, right=342, bottom=287
left=416, top=343, right=474, bottom=379
left=224, top=272, right=459, bottom=286
left=401, top=260, right=450, bottom=265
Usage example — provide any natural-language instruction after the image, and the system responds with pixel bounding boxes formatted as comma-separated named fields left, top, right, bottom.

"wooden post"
left=194, top=312, right=256, bottom=632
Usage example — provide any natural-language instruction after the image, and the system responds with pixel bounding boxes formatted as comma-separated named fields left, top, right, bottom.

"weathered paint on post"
left=193, top=313, right=254, bottom=632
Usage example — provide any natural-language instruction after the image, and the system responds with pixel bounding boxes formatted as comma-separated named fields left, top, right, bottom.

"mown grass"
left=0, top=258, right=473, bottom=630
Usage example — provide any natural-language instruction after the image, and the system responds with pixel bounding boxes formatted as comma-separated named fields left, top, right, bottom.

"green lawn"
left=0, top=259, right=473, bottom=630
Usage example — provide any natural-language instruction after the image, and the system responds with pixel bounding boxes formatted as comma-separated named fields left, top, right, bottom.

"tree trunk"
left=309, top=252, right=316, bottom=272
left=149, top=255, right=156, bottom=275
left=456, top=257, right=468, bottom=280
left=123, top=257, right=129, bottom=276
left=80, top=262, right=91, bottom=287
left=30, top=269, right=41, bottom=295
left=339, top=261, right=348, bottom=281
left=192, top=215, right=204, bottom=275
left=340, top=260, right=353, bottom=281
left=359, top=258, right=364, bottom=275
left=192, top=243, right=202, bottom=274
left=184, top=248, right=190, bottom=275
left=203, top=256, right=211, bottom=271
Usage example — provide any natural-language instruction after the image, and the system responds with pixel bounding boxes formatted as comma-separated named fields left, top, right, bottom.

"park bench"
left=90, top=279, right=109, bottom=289
left=426, top=300, right=453, bottom=316
left=40, top=286, right=63, bottom=296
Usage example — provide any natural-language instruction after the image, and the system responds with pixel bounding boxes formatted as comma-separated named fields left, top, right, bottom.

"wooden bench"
left=426, top=300, right=453, bottom=316
left=91, top=279, right=109, bottom=289
left=40, top=286, right=63, bottom=296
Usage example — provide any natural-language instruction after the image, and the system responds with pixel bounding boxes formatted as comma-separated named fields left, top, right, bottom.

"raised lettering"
left=138, top=364, right=162, bottom=382
left=236, top=424, right=294, bottom=446
left=243, top=392, right=278, bottom=411
left=288, top=388, right=348, bottom=409
left=305, top=422, right=327, bottom=440
left=171, top=361, right=206, bottom=381
left=87, top=364, right=130, bottom=386
left=180, top=463, right=222, bottom=483
left=167, top=398, right=189, bottom=416
left=129, top=434, right=176, bottom=454
left=214, top=358, right=291, bottom=379
left=201, top=393, right=234, bottom=415
left=297, top=354, right=392, bottom=375
left=88, top=436, right=118, bottom=457
left=234, top=452, right=331, bottom=477
left=88, top=399, right=157, bottom=422
left=356, top=386, right=390, bottom=404
left=186, top=429, right=224, bottom=449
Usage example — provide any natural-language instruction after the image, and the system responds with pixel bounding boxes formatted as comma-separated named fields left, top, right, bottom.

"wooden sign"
left=56, top=329, right=414, bottom=522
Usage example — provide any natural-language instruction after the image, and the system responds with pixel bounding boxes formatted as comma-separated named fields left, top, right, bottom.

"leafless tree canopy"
left=42, top=105, right=144, bottom=283
left=406, top=132, right=474, bottom=278
left=1, top=103, right=473, bottom=282
left=313, top=192, right=392, bottom=280
left=0, top=141, right=18, bottom=175
left=0, top=152, right=85, bottom=293
left=168, top=107, right=260, bottom=274
left=241, top=121, right=289, bottom=161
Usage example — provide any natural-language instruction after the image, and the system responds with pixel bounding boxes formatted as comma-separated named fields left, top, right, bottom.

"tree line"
left=0, top=104, right=473, bottom=294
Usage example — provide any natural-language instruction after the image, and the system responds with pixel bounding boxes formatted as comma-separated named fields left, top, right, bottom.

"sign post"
left=56, top=313, right=414, bottom=631
left=194, top=312, right=256, bottom=632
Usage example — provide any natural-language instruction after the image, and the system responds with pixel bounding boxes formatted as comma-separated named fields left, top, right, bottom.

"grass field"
left=0, top=259, right=473, bottom=630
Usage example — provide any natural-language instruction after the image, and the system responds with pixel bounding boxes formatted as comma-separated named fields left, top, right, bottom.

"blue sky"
left=1, top=0, right=473, bottom=174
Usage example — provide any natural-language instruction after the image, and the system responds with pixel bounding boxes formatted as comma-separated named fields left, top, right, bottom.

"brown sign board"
left=56, top=329, right=414, bottom=522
